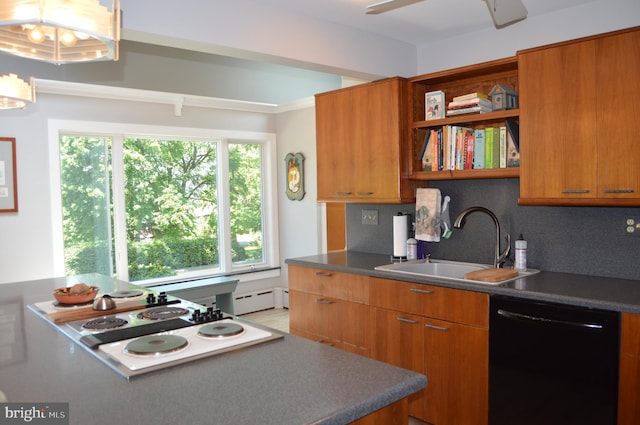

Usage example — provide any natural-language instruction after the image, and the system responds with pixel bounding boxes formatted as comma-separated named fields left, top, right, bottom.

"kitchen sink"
left=374, top=259, right=539, bottom=285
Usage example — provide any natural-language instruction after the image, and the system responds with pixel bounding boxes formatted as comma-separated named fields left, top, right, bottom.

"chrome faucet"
left=453, top=206, right=511, bottom=268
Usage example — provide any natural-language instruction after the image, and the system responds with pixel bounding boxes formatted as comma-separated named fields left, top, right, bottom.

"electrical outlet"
left=625, top=217, right=640, bottom=237
left=362, top=209, right=378, bottom=225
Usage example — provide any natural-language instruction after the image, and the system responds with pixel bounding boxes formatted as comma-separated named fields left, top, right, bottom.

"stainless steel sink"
left=374, top=259, right=538, bottom=285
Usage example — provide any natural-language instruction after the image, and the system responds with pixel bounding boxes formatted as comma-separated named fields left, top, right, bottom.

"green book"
left=491, top=127, right=501, bottom=168
left=485, top=127, right=494, bottom=169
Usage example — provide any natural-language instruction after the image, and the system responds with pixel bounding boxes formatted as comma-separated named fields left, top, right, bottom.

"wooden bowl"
left=53, top=285, right=99, bottom=305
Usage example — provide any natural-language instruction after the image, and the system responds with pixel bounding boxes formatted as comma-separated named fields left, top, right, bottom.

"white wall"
left=0, top=92, right=276, bottom=285
left=416, top=0, right=640, bottom=74
left=120, top=0, right=417, bottom=80
left=275, top=106, right=322, bottom=286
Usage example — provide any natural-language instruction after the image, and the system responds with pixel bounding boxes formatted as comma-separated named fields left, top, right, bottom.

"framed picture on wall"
left=285, top=152, right=305, bottom=201
left=0, top=137, right=18, bottom=213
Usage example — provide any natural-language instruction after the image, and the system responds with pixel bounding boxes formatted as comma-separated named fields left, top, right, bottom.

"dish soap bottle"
left=406, top=236, right=417, bottom=260
left=406, top=221, right=417, bottom=260
left=515, top=234, right=527, bottom=271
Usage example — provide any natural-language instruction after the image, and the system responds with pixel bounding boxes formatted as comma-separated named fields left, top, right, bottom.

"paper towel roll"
left=393, top=214, right=408, bottom=257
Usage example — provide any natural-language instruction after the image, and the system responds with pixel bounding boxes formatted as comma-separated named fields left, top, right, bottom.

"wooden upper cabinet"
left=315, top=77, right=417, bottom=203
left=519, top=27, right=640, bottom=206
left=596, top=30, right=640, bottom=200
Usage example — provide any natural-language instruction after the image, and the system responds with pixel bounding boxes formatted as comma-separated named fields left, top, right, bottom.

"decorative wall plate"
left=285, top=152, right=305, bottom=201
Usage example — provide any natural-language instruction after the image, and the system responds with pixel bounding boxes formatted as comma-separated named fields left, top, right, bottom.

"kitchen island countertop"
left=0, top=275, right=426, bottom=425
left=285, top=251, right=640, bottom=314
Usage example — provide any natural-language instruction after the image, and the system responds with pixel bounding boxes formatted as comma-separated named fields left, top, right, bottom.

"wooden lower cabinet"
left=619, top=313, right=640, bottom=425
left=289, top=267, right=489, bottom=424
left=371, top=307, right=426, bottom=419
left=370, top=306, right=488, bottom=425
left=423, top=317, right=488, bottom=425
left=352, top=398, right=409, bottom=425
left=289, top=289, right=371, bottom=356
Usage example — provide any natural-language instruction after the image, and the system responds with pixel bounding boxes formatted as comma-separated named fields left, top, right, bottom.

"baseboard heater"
left=233, top=290, right=275, bottom=315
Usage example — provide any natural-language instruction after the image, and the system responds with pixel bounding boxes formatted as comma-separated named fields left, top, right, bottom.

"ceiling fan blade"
left=366, top=0, right=425, bottom=15
left=484, top=0, right=528, bottom=27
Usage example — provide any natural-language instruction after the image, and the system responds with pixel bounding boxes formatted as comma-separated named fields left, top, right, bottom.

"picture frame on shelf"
left=425, top=91, right=445, bottom=120
left=285, top=152, right=305, bottom=201
left=0, top=137, right=18, bottom=213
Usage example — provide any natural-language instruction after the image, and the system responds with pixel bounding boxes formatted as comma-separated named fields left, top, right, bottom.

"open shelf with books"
left=409, top=56, right=520, bottom=180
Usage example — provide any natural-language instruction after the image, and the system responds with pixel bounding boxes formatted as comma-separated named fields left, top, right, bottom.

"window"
left=51, top=122, right=278, bottom=285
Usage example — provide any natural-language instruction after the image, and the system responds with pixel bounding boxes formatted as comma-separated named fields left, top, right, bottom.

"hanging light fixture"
left=0, top=0, right=120, bottom=65
left=0, top=73, right=35, bottom=109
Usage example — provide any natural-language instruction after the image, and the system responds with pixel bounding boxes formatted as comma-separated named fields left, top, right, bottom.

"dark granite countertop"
left=285, top=251, right=640, bottom=314
left=0, top=275, right=426, bottom=425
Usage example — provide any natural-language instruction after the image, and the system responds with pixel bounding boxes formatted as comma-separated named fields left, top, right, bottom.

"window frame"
left=48, top=120, right=280, bottom=285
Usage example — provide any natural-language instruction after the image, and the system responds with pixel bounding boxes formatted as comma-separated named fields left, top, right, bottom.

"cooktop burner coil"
left=137, top=306, right=189, bottom=321
left=83, top=317, right=128, bottom=330
left=109, top=290, right=144, bottom=299
left=197, top=322, right=245, bottom=339
left=124, top=334, right=189, bottom=356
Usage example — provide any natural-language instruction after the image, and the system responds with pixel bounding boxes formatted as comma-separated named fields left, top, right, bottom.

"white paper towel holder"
left=391, top=213, right=409, bottom=263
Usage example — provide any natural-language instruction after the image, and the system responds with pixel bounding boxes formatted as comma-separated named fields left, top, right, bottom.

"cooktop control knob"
left=190, top=307, right=224, bottom=324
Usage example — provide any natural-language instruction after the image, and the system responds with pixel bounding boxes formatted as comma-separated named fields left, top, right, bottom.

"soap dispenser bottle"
left=515, top=234, right=527, bottom=271
left=406, top=220, right=417, bottom=260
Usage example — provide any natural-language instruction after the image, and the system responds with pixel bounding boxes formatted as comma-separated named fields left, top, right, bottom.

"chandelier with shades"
left=0, top=0, right=120, bottom=109
left=0, top=0, right=120, bottom=64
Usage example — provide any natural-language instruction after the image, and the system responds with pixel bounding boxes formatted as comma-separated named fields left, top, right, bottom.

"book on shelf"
left=447, top=98, right=493, bottom=109
left=464, top=129, right=474, bottom=170
left=505, top=120, right=520, bottom=167
left=423, top=124, right=517, bottom=172
left=485, top=127, right=494, bottom=169
left=425, top=90, right=445, bottom=120
left=499, top=126, right=507, bottom=168
left=446, top=105, right=492, bottom=116
left=452, top=92, right=489, bottom=102
left=420, top=130, right=435, bottom=171
left=473, top=129, right=485, bottom=169
left=490, top=127, right=500, bottom=168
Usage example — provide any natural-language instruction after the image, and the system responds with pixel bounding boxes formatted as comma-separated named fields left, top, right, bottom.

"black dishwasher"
left=489, top=295, right=620, bottom=425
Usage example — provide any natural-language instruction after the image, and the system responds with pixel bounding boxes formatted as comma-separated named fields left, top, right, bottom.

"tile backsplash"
left=346, top=179, right=640, bottom=281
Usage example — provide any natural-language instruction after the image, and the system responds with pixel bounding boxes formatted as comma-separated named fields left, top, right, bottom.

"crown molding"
left=35, top=79, right=314, bottom=116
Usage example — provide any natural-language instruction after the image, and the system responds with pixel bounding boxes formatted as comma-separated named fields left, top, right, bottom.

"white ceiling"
left=256, top=0, right=596, bottom=45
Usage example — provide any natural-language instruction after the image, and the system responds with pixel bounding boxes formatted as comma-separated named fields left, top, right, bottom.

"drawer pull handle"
left=316, top=299, right=335, bottom=305
left=335, top=191, right=353, bottom=196
left=604, top=189, right=635, bottom=193
left=410, top=288, right=434, bottom=295
left=561, top=189, right=590, bottom=194
left=315, top=272, right=333, bottom=278
left=356, top=191, right=374, bottom=195
left=397, top=317, right=419, bottom=325
left=425, top=323, right=449, bottom=331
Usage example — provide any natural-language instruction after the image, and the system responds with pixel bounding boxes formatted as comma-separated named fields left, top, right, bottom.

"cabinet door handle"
left=425, top=323, right=449, bottom=331
left=335, top=191, right=353, bottom=196
left=561, top=189, right=590, bottom=194
left=315, top=272, right=333, bottom=278
left=410, top=288, right=434, bottom=295
left=397, top=317, right=420, bottom=325
left=316, top=298, right=335, bottom=305
left=356, top=191, right=374, bottom=195
left=604, top=189, right=635, bottom=193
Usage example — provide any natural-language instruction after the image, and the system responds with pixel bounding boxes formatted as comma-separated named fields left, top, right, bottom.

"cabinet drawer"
left=289, top=289, right=371, bottom=351
left=370, top=277, right=488, bottom=327
left=288, top=265, right=369, bottom=303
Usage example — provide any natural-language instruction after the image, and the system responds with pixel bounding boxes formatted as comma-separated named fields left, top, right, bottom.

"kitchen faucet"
left=453, top=206, right=510, bottom=268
